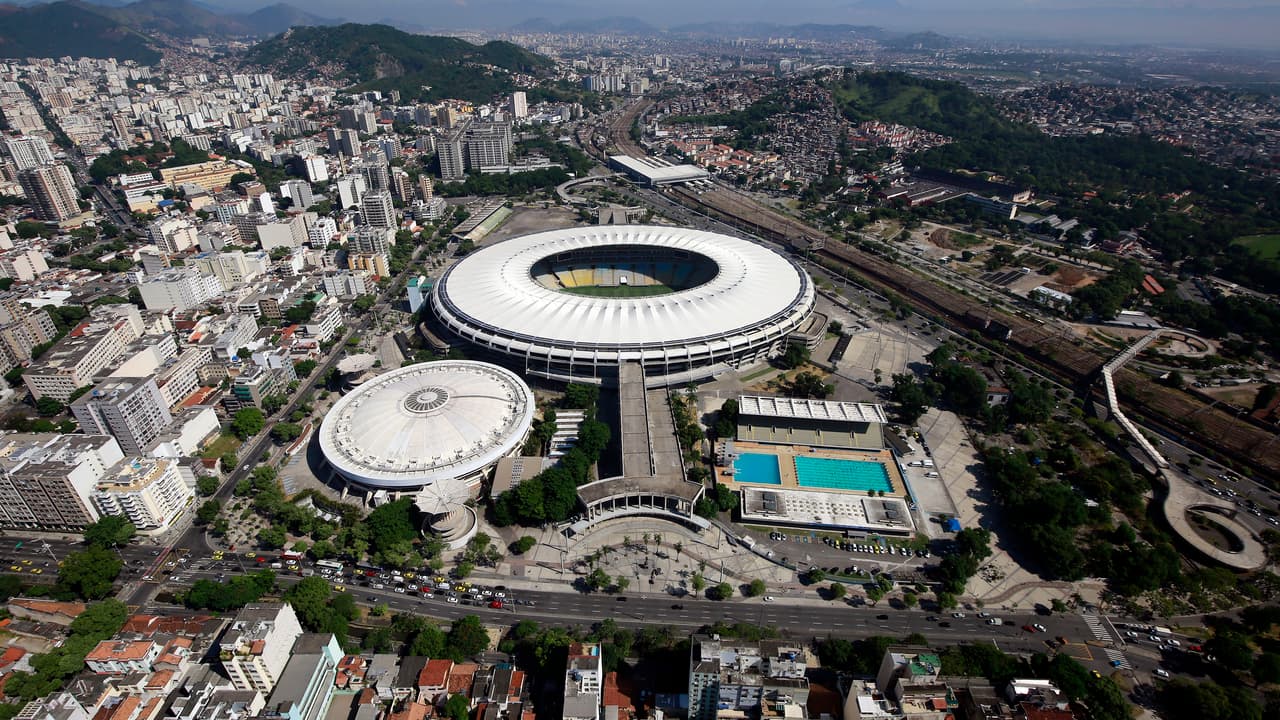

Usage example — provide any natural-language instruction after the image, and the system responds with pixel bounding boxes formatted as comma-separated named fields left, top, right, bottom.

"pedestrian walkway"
left=1103, top=648, right=1131, bottom=669
left=1082, top=611, right=1114, bottom=643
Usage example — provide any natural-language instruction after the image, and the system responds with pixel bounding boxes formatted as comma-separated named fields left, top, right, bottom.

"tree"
left=352, top=295, right=376, bottom=313
left=410, top=625, right=447, bottom=657
left=35, top=397, right=64, bottom=416
left=294, top=359, right=317, bottom=377
left=197, top=476, right=219, bottom=495
left=511, top=536, right=537, bottom=554
left=230, top=407, right=265, bottom=440
left=710, top=582, right=734, bottom=601
left=443, top=694, right=470, bottom=720
left=365, top=498, right=417, bottom=555
left=196, top=499, right=222, bottom=525
left=780, top=342, right=810, bottom=369
left=1206, top=631, right=1255, bottom=671
left=808, top=568, right=827, bottom=584
left=219, top=451, right=239, bottom=471
left=715, top=398, right=739, bottom=438
left=271, top=423, right=303, bottom=443
left=57, top=547, right=122, bottom=600
left=783, top=370, right=835, bottom=399
left=83, top=516, right=136, bottom=548
left=903, top=592, right=918, bottom=608
left=891, top=373, right=931, bottom=424
left=746, top=579, right=767, bottom=597
left=614, top=576, right=631, bottom=593
left=691, top=572, right=706, bottom=593
left=447, top=615, right=490, bottom=660
left=283, top=577, right=332, bottom=631
left=828, top=582, right=847, bottom=600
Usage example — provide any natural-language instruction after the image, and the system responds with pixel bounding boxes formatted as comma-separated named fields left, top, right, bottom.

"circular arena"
left=429, top=225, right=819, bottom=385
left=319, top=360, right=535, bottom=495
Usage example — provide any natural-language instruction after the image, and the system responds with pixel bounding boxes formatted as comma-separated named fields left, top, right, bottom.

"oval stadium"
left=427, top=225, right=821, bottom=385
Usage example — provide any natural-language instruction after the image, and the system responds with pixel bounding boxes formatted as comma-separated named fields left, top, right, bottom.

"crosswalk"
left=1082, top=612, right=1114, bottom=643
left=1103, top=648, right=1131, bottom=669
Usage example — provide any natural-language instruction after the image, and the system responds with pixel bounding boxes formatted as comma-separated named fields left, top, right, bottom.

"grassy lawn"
left=561, top=284, right=673, bottom=298
left=1233, top=234, right=1280, bottom=260
left=201, top=433, right=242, bottom=459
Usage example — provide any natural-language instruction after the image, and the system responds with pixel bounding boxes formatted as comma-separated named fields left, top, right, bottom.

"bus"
left=315, top=560, right=343, bottom=573
left=281, top=550, right=305, bottom=562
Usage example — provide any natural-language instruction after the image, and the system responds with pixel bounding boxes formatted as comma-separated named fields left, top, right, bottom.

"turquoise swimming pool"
left=733, top=453, right=782, bottom=485
left=794, top=456, right=892, bottom=493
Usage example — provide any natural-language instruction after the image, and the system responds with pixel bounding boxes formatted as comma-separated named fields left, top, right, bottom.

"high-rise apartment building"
left=219, top=604, right=305, bottom=694
left=466, top=121, right=513, bottom=171
left=687, top=635, right=809, bottom=720
left=335, top=175, right=367, bottom=209
left=509, top=91, right=528, bottom=119
left=22, top=306, right=144, bottom=401
left=301, top=154, right=328, bottom=184
left=148, top=217, right=199, bottom=255
left=281, top=179, right=315, bottom=210
left=91, top=456, right=193, bottom=533
left=0, top=293, right=56, bottom=374
left=355, top=161, right=390, bottom=193
left=137, top=267, right=224, bottom=311
left=71, top=376, right=174, bottom=456
left=2, top=136, right=55, bottom=170
left=349, top=225, right=395, bottom=255
left=438, top=128, right=467, bottom=182
left=360, top=190, right=396, bottom=229
left=0, top=434, right=124, bottom=530
left=18, top=164, right=79, bottom=222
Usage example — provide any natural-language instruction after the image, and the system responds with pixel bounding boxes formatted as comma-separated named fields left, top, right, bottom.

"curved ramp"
left=1161, top=470, right=1267, bottom=571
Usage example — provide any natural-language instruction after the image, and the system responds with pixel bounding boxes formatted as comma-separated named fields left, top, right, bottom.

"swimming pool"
left=733, top=453, right=782, bottom=485
left=794, top=456, right=892, bottom=493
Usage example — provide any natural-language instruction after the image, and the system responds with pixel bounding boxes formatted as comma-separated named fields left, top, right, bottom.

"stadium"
left=427, top=225, right=823, bottom=386
left=317, top=360, right=535, bottom=547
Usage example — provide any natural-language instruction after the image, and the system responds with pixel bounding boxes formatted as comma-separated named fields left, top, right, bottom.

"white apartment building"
left=92, top=456, right=192, bottom=533
left=302, top=302, right=342, bottom=342
left=321, top=270, right=370, bottom=298
left=0, top=249, right=50, bottom=281
left=256, top=215, right=308, bottom=251
left=360, top=190, right=395, bottom=229
left=210, top=313, right=260, bottom=361
left=301, top=154, right=328, bottom=183
left=71, top=376, right=173, bottom=456
left=306, top=216, right=337, bottom=246
left=191, top=251, right=262, bottom=288
left=137, top=267, right=224, bottom=311
left=23, top=308, right=144, bottom=401
left=335, top=175, right=366, bottom=209
left=148, top=217, right=200, bottom=255
left=219, top=603, right=305, bottom=694
left=2, top=135, right=55, bottom=170
left=0, top=434, right=124, bottom=531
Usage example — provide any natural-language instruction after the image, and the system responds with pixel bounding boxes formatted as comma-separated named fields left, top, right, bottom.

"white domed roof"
left=319, top=360, right=534, bottom=491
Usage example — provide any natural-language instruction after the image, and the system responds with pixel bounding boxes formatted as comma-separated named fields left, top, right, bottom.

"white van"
left=925, top=471, right=940, bottom=478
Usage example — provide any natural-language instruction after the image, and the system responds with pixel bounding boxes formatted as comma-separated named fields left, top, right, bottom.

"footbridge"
left=1102, top=331, right=1267, bottom=571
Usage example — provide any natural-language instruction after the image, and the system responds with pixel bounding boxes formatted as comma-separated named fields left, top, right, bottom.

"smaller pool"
left=733, top=453, right=782, bottom=485
left=794, top=456, right=892, bottom=493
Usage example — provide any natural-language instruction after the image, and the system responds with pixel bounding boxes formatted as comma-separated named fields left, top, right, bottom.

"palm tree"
left=674, top=541, right=684, bottom=558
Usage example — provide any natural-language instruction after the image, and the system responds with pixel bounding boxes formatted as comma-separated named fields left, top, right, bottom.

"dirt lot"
left=483, top=205, right=580, bottom=243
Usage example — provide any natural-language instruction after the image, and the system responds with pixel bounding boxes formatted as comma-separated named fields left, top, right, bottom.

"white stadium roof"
left=433, top=225, right=808, bottom=349
left=319, top=361, right=534, bottom=491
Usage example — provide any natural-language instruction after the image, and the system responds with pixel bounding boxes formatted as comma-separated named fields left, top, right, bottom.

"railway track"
left=668, top=184, right=1280, bottom=480
left=599, top=98, right=1280, bottom=479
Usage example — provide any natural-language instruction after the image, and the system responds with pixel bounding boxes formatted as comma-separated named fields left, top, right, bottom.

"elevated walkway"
left=1102, top=331, right=1266, bottom=570
left=572, top=362, right=705, bottom=534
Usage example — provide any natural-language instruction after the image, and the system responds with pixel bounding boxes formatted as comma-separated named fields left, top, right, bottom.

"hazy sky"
left=205, top=1, right=1280, bottom=47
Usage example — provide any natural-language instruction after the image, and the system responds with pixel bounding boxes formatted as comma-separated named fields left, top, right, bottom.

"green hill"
left=241, top=24, right=553, bottom=103
left=0, top=1, right=160, bottom=63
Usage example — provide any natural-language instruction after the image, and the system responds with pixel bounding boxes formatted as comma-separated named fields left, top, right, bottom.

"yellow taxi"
left=333, top=584, right=345, bottom=592
left=8, top=565, right=19, bottom=572
left=212, top=551, right=224, bottom=560
left=30, top=568, right=42, bottom=574
left=20, top=559, right=32, bottom=565
left=404, top=572, right=415, bottom=580
left=244, top=551, right=257, bottom=558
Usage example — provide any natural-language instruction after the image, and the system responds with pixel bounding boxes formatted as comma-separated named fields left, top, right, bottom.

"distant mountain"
left=512, top=15, right=656, bottom=35
left=82, top=0, right=339, bottom=38
left=239, top=3, right=340, bottom=36
left=0, top=1, right=160, bottom=63
left=670, top=21, right=891, bottom=42
left=241, top=23, right=553, bottom=103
